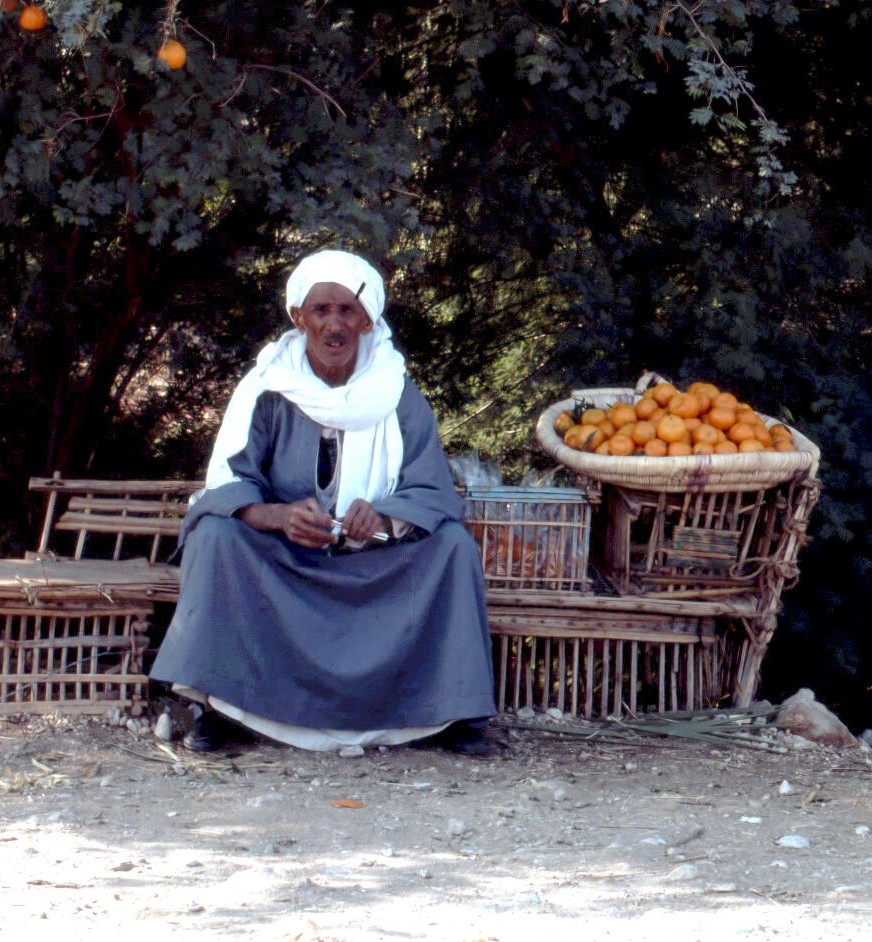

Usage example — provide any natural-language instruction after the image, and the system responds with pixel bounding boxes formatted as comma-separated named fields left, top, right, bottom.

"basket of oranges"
left=535, top=382, right=820, bottom=492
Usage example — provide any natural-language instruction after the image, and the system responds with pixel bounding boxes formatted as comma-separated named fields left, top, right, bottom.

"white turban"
left=285, top=249, right=386, bottom=323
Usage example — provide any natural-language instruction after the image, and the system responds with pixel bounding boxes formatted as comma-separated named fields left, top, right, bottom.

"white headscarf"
left=201, top=251, right=406, bottom=516
left=285, top=249, right=385, bottom=323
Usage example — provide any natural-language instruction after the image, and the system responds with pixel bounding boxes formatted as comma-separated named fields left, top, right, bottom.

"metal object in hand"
left=331, top=519, right=390, bottom=543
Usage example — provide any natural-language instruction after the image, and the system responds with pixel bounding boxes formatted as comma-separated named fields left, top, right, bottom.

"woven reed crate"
left=490, top=614, right=736, bottom=717
left=594, top=476, right=819, bottom=601
left=0, top=604, right=152, bottom=715
left=462, top=486, right=595, bottom=595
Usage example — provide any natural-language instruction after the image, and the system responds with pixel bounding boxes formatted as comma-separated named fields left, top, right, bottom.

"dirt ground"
left=2, top=708, right=872, bottom=942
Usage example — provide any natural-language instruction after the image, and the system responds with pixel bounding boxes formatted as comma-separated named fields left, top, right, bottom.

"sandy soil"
left=2, top=709, right=872, bottom=942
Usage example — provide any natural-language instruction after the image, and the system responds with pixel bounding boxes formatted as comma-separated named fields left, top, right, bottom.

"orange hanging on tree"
left=157, top=38, right=187, bottom=70
left=19, top=4, right=47, bottom=29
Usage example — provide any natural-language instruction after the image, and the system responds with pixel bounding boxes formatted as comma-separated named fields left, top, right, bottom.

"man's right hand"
left=237, top=500, right=337, bottom=549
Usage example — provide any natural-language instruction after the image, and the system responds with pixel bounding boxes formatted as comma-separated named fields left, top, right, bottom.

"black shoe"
left=182, top=710, right=256, bottom=752
left=414, top=721, right=495, bottom=756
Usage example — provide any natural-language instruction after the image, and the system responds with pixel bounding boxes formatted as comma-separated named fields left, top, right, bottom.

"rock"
left=338, top=745, right=365, bottom=758
left=774, top=688, right=857, bottom=747
left=447, top=818, right=468, bottom=837
left=154, top=712, right=174, bottom=742
left=778, top=779, right=795, bottom=795
left=776, top=834, right=810, bottom=848
left=665, top=863, right=699, bottom=881
left=859, top=729, right=872, bottom=747
left=545, top=708, right=564, bottom=720
left=516, top=706, right=536, bottom=720
left=855, top=825, right=870, bottom=837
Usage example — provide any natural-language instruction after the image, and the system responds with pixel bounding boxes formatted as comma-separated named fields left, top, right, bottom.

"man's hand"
left=339, top=498, right=390, bottom=543
left=238, top=500, right=336, bottom=549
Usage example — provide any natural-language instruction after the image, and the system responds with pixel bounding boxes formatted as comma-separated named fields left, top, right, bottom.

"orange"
left=581, top=408, right=607, bottom=426
left=773, top=439, right=796, bottom=452
left=615, top=422, right=636, bottom=439
left=554, top=410, right=575, bottom=436
left=667, top=392, right=701, bottom=419
left=753, top=425, right=774, bottom=447
left=158, top=38, right=187, bottom=69
left=769, top=423, right=793, bottom=442
left=712, top=391, right=739, bottom=411
left=649, top=407, right=666, bottom=423
left=714, top=440, right=739, bottom=454
left=2, top=0, right=20, bottom=11
left=692, top=442, right=714, bottom=455
left=634, top=397, right=660, bottom=421
left=631, top=420, right=656, bottom=446
left=656, top=413, right=687, bottom=444
left=683, top=416, right=701, bottom=434
left=594, top=441, right=611, bottom=455
left=19, top=4, right=46, bottom=28
left=644, top=438, right=668, bottom=457
left=692, top=423, right=720, bottom=447
left=707, top=406, right=736, bottom=431
left=598, top=419, right=616, bottom=439
left=564, top=423, right=604, bottom=451
left=694, top=392, right=713, bottom=415
left=738, top=438, right=766, bottom=453
left=650, top=382, right=678, bottom=407
left=687, top=381, right=720, bottom=400
left=607, top=435, right=635, bottom=456
left=728, top=422, right=756, bottom=444
left=607, top=402, right=637, bottom=428
left=667, top=441, right=693, bottom=456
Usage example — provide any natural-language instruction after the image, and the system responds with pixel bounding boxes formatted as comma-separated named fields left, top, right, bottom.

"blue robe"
left=150, top=379, right=496, bottom=731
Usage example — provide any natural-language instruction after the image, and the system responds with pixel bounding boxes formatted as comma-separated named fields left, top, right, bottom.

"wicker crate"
left=594, top=476, right=820, bottom=602
left=491, top=615, right=740, bottom=717
left=462, top=486, right=594, bottom=595
left=0, top=604, right=152, bottom=715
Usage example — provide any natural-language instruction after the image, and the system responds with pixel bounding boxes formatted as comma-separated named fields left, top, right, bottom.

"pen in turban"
left=285, top=249, right=386, bottom=323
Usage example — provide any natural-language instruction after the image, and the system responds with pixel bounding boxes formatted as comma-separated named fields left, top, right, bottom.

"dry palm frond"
left=495, top=705, right=787, bottom=752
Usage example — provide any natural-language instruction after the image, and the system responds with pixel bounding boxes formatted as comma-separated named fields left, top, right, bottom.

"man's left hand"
left=340, top=499, right=390, bottom=543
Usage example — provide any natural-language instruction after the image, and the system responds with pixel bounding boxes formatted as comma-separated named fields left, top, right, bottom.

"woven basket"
left=536, top=388, right=821, bottom=493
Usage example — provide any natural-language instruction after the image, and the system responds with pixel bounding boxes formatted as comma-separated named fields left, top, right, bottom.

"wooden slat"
left=67, top=497, right=190, bottom=515
left=585, top=639, right=594, bottom=718
left=571, top=639, right=580, bottom=716
left=613, top=641, right=624, bottom=715
left=29, top=477, right=203, bottom=495
left=485, top=588, right=758, bottom=618
left=56, top=513, right=184, bottom=535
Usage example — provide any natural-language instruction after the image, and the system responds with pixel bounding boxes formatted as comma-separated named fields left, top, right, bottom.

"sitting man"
left=151, top=249, right=496, bottom=754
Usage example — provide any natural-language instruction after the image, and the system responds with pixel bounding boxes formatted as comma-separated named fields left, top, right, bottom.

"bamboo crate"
left=490, top=615, right=739, bottom=716
left=0, top=604, right=152, bottom=715
left=462, top=486, right=595, bottom=595
left=593, top=476, right=820, bottom=602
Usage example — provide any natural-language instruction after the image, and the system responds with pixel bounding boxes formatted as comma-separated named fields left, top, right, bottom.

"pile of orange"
left=555, top=382, right=796, bottom=458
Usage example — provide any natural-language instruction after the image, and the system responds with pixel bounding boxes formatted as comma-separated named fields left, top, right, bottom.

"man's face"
left=292, top=282, right=373, bottom=386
